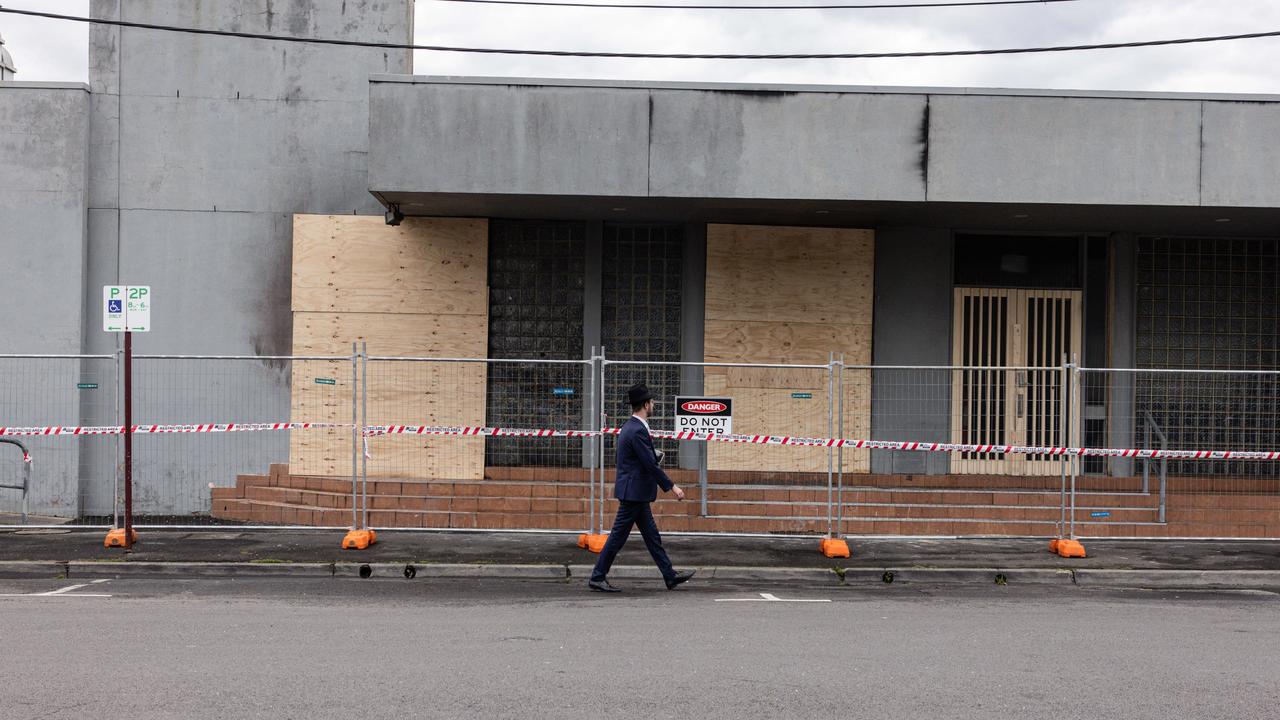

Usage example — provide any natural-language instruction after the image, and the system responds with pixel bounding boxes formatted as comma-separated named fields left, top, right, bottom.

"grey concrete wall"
left=0, top=82, right=91, bottom=515
left=927, top=96, right=1202, bottom=205
left=371, top=84, right=649, bottom=197
left=1107, top=234, right=1137, bottom=478
left=371, top=77, right=1280, bottom=210
left=648, top=90, right=926, bottom=201
left=869, top=227, right=953, bottom=475
left=1201, top=102, right=1280, bottom=207
left=82, top=0, right=414, bottom=515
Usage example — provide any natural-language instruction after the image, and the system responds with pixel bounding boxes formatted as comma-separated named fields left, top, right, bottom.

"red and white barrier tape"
left=363, top=424, right=1280, bottom=461
left=0, top=422, right=342, bottom=437
left=4, top=421, right=1279, bottom=462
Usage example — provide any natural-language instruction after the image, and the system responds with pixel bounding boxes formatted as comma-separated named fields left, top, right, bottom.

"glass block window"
left=1135, top=237, right=1280, bottom=479
left=485, top=221, right=586, bottom=467
left=601, top=224, right=684, bottom=466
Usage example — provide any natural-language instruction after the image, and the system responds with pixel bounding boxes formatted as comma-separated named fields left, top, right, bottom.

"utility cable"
left=427, top=0, right=1080, bottom=10
left=1, top=5, right=1276, bottom=60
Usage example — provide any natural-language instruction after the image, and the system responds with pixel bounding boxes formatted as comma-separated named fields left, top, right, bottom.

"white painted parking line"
left=0, top=579, right=112, bottom=598
left=715, top=592, right=831, bottom=603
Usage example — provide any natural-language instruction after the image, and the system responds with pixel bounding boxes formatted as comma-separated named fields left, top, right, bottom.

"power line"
left=430, top=0, right=1079, bottom=10
left=1, top=5, right=1277, bottom=60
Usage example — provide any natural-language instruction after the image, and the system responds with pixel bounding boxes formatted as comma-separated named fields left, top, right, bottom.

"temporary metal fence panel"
left=4, top=350, right=1279, bottom=539
left=850, top=364, right=1089, bottom=537
left=0, top=354, right=119, bottom=522
left=362, top=356, right=594, bottom=532
left=600, top=359, right=839, bottom=536
left=1078, top=367, right=1280, bottom=538
left=131, top=354, right=357, bottom=524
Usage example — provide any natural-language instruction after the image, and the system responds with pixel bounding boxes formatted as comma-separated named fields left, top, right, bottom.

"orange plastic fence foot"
left=342, top=529, right=377, bottom=550
left=103, top=528, right=138, bottom=548
left=579, top=534, right=608, bottom=554
left=819, top=537, right=850, bottom=558
left=1052, top=538, right=1086, bottom=558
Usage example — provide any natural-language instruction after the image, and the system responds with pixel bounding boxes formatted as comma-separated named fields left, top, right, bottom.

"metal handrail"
left=1140, top=410, right=1168, bottom=523
left=0, top=438, right=31, bottom=524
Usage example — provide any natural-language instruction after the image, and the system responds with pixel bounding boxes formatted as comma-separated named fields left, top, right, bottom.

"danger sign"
left=675, top=396, right=733, bottom=436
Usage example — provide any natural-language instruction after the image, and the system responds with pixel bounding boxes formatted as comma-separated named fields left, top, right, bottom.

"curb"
left=844, top=568, right=1075, bottom=585
left=1, top=560, right=1278, bottom=590
left=566, top=564, right=840, bottom=584
left=0, top=561, right=68, bottom=578
left=70, top=561, right=338, bottom=578
left=1073, top=569, right=1280, bottom=589
left=339, top=563, right=567, bottom=580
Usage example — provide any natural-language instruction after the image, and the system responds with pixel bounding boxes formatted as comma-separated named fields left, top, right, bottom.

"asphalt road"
left=1, top=577, right=1277, bottom=720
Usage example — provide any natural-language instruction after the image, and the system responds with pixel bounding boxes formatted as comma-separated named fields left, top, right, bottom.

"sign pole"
left=699, top=442, right=708, bottom=518
left=103, top=285, right=147, bottom=549
left=122, top=330, right=134, bottom=550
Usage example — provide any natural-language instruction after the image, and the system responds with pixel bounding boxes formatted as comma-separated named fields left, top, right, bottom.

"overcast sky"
left=4, top=0, right=1280, bottom=93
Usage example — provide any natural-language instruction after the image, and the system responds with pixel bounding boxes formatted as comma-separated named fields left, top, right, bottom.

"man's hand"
left=672, top=485, right=686, bottom=501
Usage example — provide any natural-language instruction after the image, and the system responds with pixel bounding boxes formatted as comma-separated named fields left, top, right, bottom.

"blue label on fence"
left=791, top=392, right=813, bottom=399
left=1090, top=511, right=1111, bottom=518
left=314, top=377, right=336, bottom=386
left=553, top=387, right=575, bottom=396
left=77, top=383, right=98, bottom=390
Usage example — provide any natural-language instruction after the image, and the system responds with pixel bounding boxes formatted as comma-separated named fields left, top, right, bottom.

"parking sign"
left=103, top=286, right=151, bottom=332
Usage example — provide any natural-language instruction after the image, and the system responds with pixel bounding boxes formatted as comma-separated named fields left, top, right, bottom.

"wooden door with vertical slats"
left=951, top=289, right=1082, bottom=475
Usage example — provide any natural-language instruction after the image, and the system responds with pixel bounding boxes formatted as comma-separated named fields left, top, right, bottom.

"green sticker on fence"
left=77, top=383, right=98, bottom=390
left=791, top=392, right=813, bottom=399
left=314, top=378, right=336, bottom=386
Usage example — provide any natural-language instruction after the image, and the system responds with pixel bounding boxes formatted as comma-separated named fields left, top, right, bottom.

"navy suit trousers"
left=590, top=500, right=675, bottom=583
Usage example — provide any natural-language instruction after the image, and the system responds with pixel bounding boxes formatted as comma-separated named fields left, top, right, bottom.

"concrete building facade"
left=2, top=2, right=1278, bottom=536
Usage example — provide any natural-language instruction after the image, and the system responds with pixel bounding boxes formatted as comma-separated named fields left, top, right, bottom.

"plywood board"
left=289, top=214, right=489, bottom=480
left=705, top=321, right=872, bottom=366
left=706, top=224, right=874, bottom=326
left=704, top=224, right=874, bottom=475
left=292, top=312, right=488, bottom=359
left=293, top=215, right=488, bottom=315
left=703, top=373, right=869, bottom=474
left=725, top=365, right=830, bottom=391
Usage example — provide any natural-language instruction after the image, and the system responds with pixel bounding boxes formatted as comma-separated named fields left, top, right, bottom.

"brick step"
left=1163, top=508, right=1280, bottom=524
left=212, top=498, right=1279, bottom=537
left=238, top=466, right=1280, bottom=497
left=276, top=473, right=1280, bottom=495
left=1166, top=495, right=1280, bottom=510
left=844, top=489, right=1159, bottom=507
left=835, top=504, right=1157, bottom=523
left=233, top=477, right=1165, bottom=506
left=212, top=499, right=830, bottom=533
left=228, top=484, right=1161, bottom=519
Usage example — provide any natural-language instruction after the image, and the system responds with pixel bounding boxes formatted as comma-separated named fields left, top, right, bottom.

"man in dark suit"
left=588, top=384, right=696, bottom=593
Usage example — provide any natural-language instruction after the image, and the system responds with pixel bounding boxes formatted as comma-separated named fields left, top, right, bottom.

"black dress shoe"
left=588, top=578, right=621, bottom=593
left=665, top=570, right=696, bottom=590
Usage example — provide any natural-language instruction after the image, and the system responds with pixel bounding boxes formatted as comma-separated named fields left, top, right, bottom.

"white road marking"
left=715, top=592, right=832, bottom=603
left=40, top=583, right=91, bottom=596
left=0, top=579, right=113, bottom=598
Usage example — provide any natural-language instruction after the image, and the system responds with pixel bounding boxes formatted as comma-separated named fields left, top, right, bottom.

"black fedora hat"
left=627, top=384, right=655, bottom=407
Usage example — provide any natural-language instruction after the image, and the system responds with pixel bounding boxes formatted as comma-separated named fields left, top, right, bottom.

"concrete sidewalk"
left=1, top=528, right=1278, bottom=589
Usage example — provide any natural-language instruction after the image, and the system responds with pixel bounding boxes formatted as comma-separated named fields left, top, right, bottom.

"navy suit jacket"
left=614, top=416, right=674, bottom=503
